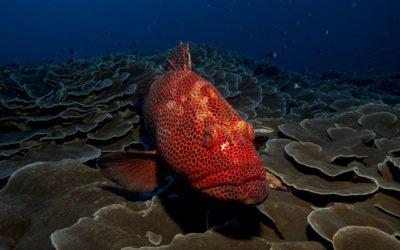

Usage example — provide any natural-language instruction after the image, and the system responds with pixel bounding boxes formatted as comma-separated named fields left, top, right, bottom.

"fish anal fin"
left=97, top=150, right=158, bottom=193
left=164, top=41, right=192, bottom=72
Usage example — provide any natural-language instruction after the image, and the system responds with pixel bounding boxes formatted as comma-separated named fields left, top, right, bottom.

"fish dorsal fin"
left=164, top=41, right=192, bottom=72
left=97, top=150, right=158, bottom=193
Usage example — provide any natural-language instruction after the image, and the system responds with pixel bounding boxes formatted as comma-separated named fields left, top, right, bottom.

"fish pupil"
left=204, top=131, right=211, bottom=143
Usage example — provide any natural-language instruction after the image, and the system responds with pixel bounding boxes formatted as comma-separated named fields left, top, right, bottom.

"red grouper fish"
left=98, top=42, right=269, bottom=205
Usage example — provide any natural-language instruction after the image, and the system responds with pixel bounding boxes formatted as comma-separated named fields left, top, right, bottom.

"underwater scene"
left=0, top=1, right=400, bottom=249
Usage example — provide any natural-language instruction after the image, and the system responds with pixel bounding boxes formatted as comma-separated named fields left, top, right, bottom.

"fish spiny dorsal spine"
left=165, top=41, right=191, bottom=72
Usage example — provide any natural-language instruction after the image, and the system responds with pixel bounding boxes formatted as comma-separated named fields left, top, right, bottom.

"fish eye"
left=203, top=125, right=216, bottom=148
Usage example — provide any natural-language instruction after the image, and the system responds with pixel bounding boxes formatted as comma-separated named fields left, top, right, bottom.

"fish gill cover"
left=0, top=1, right=400, bottom=250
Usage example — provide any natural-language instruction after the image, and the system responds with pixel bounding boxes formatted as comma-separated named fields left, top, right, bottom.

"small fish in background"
left=96, top=31, right=100, bottom=35
left=288, top=81, right=300, bottom=89
left=317, top=50, right=321, bottom=56
left=281, top=45, right=287, bottom=51
left=240, top=26, right=246, bottom=33
left=129, top=41, right=137, bottom=47
left=325, top=29, right=329, bottom=40
left=70, top=49, right=77, bottom=55
left=281, top=31, right=287, bottom=37
left=247, top=34, right=253, bottom=38
left=60, top=48, right=65, bottom=52
left=104, top=50, right=111, bottom=60
left=267, top=52, right=277, bottom=59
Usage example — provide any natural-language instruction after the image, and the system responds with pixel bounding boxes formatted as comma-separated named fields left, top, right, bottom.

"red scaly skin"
left=143, top=49, right=269, bottom=205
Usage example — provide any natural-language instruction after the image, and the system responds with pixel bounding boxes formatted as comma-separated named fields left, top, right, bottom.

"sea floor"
left=0, top=44, right=400, bottom=249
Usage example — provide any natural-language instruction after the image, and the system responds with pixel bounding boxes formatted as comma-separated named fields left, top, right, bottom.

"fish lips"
left=200, top=177, right=269, bottom=205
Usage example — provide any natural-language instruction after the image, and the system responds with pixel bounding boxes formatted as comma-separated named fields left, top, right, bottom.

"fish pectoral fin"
left=97, top=149, right=158, bottom=193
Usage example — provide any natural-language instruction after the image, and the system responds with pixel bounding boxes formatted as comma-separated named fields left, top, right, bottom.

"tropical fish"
left=98, top=42, right=269, bottom=205
left=267, top=52, right=277, bottom=59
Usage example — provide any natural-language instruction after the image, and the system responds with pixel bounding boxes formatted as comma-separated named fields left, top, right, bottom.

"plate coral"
left=0, top=44, right=399, bottom=249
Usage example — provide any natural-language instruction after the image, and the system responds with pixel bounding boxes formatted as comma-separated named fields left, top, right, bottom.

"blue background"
left=0, top=0, right=399, bottom=71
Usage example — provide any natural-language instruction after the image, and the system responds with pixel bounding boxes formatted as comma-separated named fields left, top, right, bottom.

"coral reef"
left=0, top=44, right=399, bottom=249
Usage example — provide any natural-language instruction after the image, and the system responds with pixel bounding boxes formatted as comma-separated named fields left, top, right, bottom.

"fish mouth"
left=200, top=177, right=269, bottom=205
left=191, top=163, right=269, bottom=205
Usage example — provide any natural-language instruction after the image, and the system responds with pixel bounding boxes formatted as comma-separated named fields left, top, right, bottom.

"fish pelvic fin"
left=164, top=41, right=192, bottom=72
left=97, top=149, right=158, bottom=193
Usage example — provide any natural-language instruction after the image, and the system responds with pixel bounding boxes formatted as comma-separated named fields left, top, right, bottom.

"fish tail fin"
left=97, top=150, right=159, bottom=193
left=164, top=41, right=192, bottom=72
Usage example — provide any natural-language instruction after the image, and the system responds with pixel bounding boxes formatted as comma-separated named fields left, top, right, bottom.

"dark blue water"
left=1, top=0, right=399, bottom=71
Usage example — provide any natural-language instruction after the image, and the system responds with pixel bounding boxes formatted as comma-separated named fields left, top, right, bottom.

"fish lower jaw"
left=200, top=178, right=269, bottom=205
left=194, top=172, right=264, bottom=190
